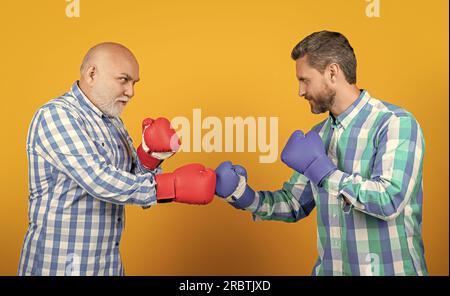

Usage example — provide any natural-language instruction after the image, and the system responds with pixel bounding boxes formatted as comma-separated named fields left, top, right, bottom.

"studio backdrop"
left=0, top=0, right=448, bottom=275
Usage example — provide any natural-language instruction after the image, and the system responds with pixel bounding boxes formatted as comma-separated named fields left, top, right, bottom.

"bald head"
left=78, top=42, right=140, bottom=117
left=80, top=42, right=138, bottom=76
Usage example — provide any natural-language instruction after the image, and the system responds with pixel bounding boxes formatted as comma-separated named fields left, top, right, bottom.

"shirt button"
left=118, top=217, right=122, bottom=222
left=115, top=242, right=119, bottom=247
left=118, top=145, right=121, bottom=149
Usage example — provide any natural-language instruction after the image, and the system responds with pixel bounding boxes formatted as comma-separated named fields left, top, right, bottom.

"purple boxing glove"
left=281, top=130, right=337, bottom=186
left=215, top=161, right=255, bottom=209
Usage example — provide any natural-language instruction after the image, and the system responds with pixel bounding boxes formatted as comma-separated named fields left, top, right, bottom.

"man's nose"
left=298, top=85, right=306, bottom=97
left=124, top=83, right=134, bottom=98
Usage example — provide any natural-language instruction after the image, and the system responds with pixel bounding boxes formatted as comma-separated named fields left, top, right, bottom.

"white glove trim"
left=225, top=175, right=247, bottom=202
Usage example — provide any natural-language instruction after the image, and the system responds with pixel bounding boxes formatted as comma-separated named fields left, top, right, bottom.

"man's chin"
left=109, top=105, right=126, bottom=118
left=310, top=105, right=328, bottom=115
left=112, top=111, right=123, bottom=118
left=309, top=102, right=322, bottom=114
left=103, top=109, right=123, bottom=118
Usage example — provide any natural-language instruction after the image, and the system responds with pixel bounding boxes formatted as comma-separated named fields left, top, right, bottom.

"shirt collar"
left=329, top=89, right=371, bottom=129
left=70, top=81, right=106, bottom=118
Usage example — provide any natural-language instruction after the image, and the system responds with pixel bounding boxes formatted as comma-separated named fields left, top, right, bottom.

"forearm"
left=36, top=146, right=157, bottom=207
left=248, top=187, right=315, bottom=222
left=34, top=106, right=158, bottom=207
left=133, top=149, right=163, bottom=175
left=322, top=169, right=422, bottom=221
left=215, top=162, right=316, bottom=221
left=231, top=173, right=315, bottom=222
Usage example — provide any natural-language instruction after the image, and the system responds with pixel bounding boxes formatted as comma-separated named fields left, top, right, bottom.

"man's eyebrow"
left=120, top=73, right=139, bottom=82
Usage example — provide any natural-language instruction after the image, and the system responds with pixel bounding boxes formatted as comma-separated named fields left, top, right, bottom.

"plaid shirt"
left=243, top=90, right=427, bottom=275
left=19, top=82, right=158, bottom=276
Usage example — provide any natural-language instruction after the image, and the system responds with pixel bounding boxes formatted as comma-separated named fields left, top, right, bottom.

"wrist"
left=318, top=167, right=338, bottom=187
left=227, top=175, right=255, bottom=209
left=231, top=175, right=247, bottom=199
left=137, top=144, right=163, bottom=170
left=232, top=185, right=256, bottom=209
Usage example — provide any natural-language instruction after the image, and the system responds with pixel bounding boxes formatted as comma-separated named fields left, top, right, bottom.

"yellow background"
left=0, top=0, right=448, bottom=275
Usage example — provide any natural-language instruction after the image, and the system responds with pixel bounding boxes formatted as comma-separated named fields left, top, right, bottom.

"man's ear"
left=85, top=66, right=97, bottom=85
left=328, top=63, right=339, bottom=83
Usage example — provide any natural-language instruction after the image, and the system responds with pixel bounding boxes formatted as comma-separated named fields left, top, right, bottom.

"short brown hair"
left=291, top=30, right=357, bottom=84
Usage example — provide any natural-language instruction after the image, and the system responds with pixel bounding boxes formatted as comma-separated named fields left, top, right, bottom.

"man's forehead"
left=106, top=56, right=139, bottom=80
left=296, top=56, right=321, bottom=78
left=295, top=56, right=310, bottom=71
left=295, top=56, right=310, bottom=78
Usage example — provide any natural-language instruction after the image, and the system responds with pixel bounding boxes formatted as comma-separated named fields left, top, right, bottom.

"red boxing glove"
left=155, top=163, right=216, bottom=205
left=137, top=117, right=181, bottom=170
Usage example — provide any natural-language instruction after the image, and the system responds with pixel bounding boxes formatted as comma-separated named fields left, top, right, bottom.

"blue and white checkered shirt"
left=19, top=82, right=158, bottom=276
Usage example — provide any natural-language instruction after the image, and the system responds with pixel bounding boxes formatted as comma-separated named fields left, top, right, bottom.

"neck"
left=329, top=84, right=361, bottom=117
left=78, top=80, right=92, bottom=100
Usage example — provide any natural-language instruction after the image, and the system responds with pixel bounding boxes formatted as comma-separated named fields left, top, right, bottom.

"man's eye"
left=119, top=77, right=128, bottom=82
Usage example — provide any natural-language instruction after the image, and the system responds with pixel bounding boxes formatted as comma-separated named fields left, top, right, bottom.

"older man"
left=19, top=42, right=216, bottom=276
left=215, top=31, right=427, bottom=276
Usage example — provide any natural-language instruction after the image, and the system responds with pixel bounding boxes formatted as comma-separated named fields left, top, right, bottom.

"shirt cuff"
left=136, top=172, right=158, bottom=207
left=340, top=187, right=366, bottom=213
left=321, top=170, right=355, bottom=214
left=322, top=170, right=346, bottom=196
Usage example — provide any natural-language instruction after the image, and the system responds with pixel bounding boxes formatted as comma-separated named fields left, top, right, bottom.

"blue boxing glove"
left=215, top=161, right=255, bottom=209
left=281, top=130, right=337, bottom=186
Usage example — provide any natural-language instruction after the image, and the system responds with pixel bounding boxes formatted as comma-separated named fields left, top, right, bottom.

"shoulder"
left=369, top=97, right=421, bottom=132
left=29, top=93, right=87, bottom=136
left=367, top=97, right=424, bottom=148
left=370, top=96, right=413, bottom=117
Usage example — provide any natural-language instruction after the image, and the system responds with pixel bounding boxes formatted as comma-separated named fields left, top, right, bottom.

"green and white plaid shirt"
left=242, top=90, right=427, bottom=275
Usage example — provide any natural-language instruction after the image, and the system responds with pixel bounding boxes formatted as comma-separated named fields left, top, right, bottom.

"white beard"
left=97, top=99, right=125, bottom=118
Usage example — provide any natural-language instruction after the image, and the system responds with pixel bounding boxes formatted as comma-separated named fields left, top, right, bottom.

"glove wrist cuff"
left=137, top=144, right=163, bottom=170
left=232, top=185, right=256, bottom=209
left=234, top=176, right=246, bottom=198
left=155, top=173, right=175, bottom=201
left=307, top=156, right=337, bottom=185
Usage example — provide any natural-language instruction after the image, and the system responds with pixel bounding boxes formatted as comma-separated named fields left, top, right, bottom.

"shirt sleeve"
left=129, top=145, right=162, bottom=210
left=322, top=114, right=425, bottom=221
left=243, top=172, right=316, bottom=222
left=31, top=105, right=158, bottom=207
